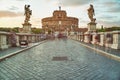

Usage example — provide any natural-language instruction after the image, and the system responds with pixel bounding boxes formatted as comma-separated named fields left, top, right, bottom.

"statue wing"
left=30, top=10, right=32, bottom=15
left=24, top=5, right=27, bottom=15
left=93, top=9, right=95, bottom=16
left=24, top=5, right=27, bottom=10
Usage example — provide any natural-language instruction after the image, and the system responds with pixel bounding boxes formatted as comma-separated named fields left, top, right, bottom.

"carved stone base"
left=87, top=22, right=97, bottom=32
left=22, top=23, right=31, bottom=33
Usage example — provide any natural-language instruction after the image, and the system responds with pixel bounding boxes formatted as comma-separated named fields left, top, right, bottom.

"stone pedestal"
left=22, top=23, right=31, bottom=33
left=111, top=31, right=120, bottom=49
left=87, top=22, right=97, bottom=32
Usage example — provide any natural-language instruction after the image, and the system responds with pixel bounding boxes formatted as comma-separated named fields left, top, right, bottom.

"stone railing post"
left=104, top=32, right=113, bottom=48
left=84, top=32, right=90, bottom=43
left=91, top=32, right=96, bottom=44
left=99, top=32, right=104, bottom=46
left=81, top=33, right=84, bottom=42
left=0, top=32, right=9, bottom=50
left=16, top=35, right=19, bottom=46
left=111, top=31, right=120, bottom=49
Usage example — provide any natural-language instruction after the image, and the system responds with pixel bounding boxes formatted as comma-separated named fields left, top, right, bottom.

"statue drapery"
left=87, top=4, right=96, bottom=23
left=24, top=5, right=32, bottom=23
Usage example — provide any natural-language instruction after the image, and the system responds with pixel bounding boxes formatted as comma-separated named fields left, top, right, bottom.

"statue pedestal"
left=87, top=22, right=97, bottom=32
left=84, top=22, right=97, bottom=43
left=22, top=23, right=31, bottom=33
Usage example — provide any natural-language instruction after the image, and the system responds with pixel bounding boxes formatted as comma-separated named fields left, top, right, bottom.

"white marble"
left=0, top=34, right=8, bottom=50
left=16, top=35, right=20, bottom=46
left=84, top=31, right=90, bottom=43
left=87, top=22, right=97, bottom=32
left=99, top=32, right=104, bottom=46
left=111, top=31, right=120, bottom=49
left=22, top=23, right=32, bottom=33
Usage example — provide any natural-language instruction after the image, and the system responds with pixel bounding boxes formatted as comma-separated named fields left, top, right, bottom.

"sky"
left=0, top=0, right=120, bottom=28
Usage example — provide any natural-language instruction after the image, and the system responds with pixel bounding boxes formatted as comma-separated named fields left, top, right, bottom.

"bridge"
left=0, top=38, right=120, bottom=80
left=0, top=1, right=120, bottom=80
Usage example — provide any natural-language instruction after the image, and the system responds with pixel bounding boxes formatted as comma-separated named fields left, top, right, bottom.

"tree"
left=97, top=26, right=120, bottom=32
left=31, top=28, right=43, bottom=34
left=12, top=27, right=19, bottom=33
left=0, top=27, right=11, bottom=32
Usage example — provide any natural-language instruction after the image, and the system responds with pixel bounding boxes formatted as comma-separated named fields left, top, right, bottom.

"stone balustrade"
left=111, top=31, right=120, bottom=49
left=0, top=31, right=9, bottom=50
left=0, top=31, right=42, bottom=50
left=99, top=32, right=104, bottom=46
left=84, top=31, right=90, bottom=43
left=71, top=31, right=120, bottom=49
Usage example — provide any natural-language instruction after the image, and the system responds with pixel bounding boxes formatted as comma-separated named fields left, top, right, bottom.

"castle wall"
left=41, top=10, right=78, bottom=31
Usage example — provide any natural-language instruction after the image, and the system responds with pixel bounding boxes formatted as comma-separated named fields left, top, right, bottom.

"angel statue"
left=24, top=5, right=32, bottom=23
left=87, top=4, right=96, bottom=23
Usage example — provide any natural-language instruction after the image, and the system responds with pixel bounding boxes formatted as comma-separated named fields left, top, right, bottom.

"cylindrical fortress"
left=42, top=9, right=78, bottom=32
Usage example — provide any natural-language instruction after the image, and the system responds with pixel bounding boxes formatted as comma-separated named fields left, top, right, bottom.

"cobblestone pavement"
left=0, top=39, right=120, bottom=80
left=0, top=42, right=42, bottom=57
left=0, top=47, right=22, bottom=57
left=78, top=40, right=120, bottom=56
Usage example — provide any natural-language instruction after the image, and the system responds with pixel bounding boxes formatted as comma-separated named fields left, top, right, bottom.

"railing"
left=1, top=31, right=120, bottom=50
left=70, top=31, right=120, bottom=49
left=0, top=31, right=43, bottom=50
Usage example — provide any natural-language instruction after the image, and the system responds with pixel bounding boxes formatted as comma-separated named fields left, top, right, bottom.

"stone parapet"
left=111, top=31, right=120, bottom=49
left=99, top=32, right=104, bottom=46
left=0, top=32, right=42, bottom=50
left=0, top=32, right=9, bottom=50
left=84, top=31, right=90, bottom=43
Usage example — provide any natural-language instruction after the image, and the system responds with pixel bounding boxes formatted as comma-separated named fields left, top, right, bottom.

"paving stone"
left=0, top=39, right=120, bottom=80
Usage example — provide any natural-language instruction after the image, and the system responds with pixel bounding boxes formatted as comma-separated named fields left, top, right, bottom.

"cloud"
left=98, top=15, right=118, bottom=20
left=107, top=6, right=120, bottom=13
left=32, top=18, right=40, bottom=24
left=9, top=6, right=19, bottom=10
left=0, top=10, right=23, bottom=18
left=16, top=0, right=25, bottom=1
left=104, top=2, right=117, bottom=6
left=98, top=20, right=120, bottom=27
left=30, top=18, right=41, bottom=28
left=102, top=1, right=120, bottom=13
left=59, top=0, right=91, bottom=6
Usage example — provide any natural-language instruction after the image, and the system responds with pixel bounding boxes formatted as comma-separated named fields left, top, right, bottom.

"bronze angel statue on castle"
left=24, top=5, right=32, bottom=23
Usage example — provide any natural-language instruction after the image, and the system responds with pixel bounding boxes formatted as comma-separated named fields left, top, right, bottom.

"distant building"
left=41, top=6, right=78, bottom=32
